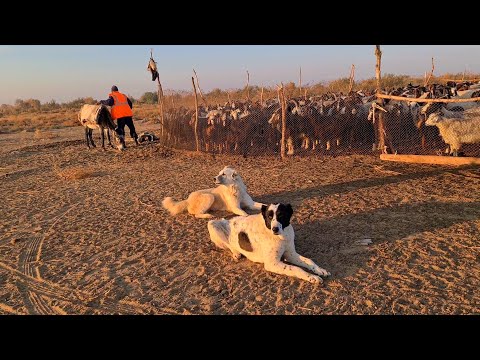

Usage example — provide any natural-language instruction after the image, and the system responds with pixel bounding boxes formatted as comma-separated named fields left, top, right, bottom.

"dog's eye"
left=268, top=211, right=274, bottom=219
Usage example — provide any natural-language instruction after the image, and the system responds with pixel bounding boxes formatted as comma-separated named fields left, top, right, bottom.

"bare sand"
left=1, top=122, right=479, bottom=315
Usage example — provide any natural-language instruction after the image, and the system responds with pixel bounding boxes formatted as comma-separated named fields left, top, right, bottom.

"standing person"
left=98, top=85, right=139, bottom=146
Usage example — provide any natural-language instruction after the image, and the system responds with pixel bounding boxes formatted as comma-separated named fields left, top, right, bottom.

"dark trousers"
left=116, top=116, right=138, bottom=139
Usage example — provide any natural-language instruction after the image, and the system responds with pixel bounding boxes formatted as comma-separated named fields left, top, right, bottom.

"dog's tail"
left=162, top=197, right=188, bottom=215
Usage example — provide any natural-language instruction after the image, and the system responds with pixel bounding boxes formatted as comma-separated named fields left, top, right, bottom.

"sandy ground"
left=0, top=121, right=479, bottom=315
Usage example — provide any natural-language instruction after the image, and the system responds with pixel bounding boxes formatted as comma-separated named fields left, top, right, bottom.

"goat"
left=425, top=107, right=480, bottom=156
left=78, top=104, right=125, bottom=151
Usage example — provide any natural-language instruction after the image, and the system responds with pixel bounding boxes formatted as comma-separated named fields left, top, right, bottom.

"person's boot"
left=134, top=134, right=139, bottom=146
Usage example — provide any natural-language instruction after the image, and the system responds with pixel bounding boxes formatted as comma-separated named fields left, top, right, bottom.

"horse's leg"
left=100, top=126, right=106, bottom=150
left=85, top=127, right=90, bottom=148
left=89, top=128, right=96, bottom=147
left=106, top=128, right=113, bottom=147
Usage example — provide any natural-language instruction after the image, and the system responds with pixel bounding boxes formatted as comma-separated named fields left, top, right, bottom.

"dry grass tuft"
left=55, top=167, right=96, bottom=180
left=33, top=128, right=58, bottom=139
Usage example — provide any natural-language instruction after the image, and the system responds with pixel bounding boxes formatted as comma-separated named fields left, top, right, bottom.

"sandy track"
left=0, top=122, right=479, bottom=314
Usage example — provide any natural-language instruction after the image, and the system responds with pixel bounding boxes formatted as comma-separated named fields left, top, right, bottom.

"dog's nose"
left=272, top=227, right=279, bottom=233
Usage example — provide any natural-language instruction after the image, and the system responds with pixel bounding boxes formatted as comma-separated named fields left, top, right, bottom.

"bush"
left=139, top=92, right=158, bottom=104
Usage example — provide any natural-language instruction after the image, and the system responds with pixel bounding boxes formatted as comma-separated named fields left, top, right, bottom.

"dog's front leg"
left=230, top=199, right=248, bottom=216
left=242, top=194, right=265, bottom=211
left=232, top=207, right=248, bottom=216
left=249, top=201, right=266, bottom=211
left=283, top=251, right=330, bottom=277
left=264, top=260, right=323, bottom=284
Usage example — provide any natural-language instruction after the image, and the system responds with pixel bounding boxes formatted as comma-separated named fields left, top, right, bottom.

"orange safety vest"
left=109, top=91, right=133, bottom=120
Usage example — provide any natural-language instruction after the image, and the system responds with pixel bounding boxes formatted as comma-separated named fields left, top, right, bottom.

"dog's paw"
left=308, top=275, right=323, bottom=284
left=195, top=213, right=214, bottom=219
left=316, top=267, right=331, bottom=277
left=235, top=209, right=249, bottom=216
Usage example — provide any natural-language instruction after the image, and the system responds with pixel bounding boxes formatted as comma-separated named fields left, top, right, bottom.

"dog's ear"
left=286, top=204, right=293, bottom=218
left=261, top=204, right=270, bottom=227
left=231, top=170, right=237, bottom=179
left=261, top=204, right=268, bottom=217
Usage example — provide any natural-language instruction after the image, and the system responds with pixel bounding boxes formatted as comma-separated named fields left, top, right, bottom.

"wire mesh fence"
left=154, top=81, right=480, bottom=158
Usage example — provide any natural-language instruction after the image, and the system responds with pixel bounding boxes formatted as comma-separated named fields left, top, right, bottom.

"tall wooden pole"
left=151, top=49, right=165, bottom=138
left=193, top=69, right=208, bottom=107
left=278, top=84, right=286, bottom=159
left=348, top=64, right=355, bottom=93
left=299, top=66, right=302, bottom=97
left=157, top=77, right=165, bottom=137
left=375, top=45, right=386, bottom=152
left=191, top=77, right=200, bottom=152
left=424, top=57, right=435, bottom=87
left=260, top=86, right=264, bottom=107
left=246, top=70, right=250, bottom=102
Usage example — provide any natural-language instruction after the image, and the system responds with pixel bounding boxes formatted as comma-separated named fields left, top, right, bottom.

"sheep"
left=78, top=104, right=125, bottom=151
left=425, top=107, right=480, bottom=156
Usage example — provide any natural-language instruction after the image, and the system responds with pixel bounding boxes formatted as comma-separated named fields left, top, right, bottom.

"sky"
left=0, top=45, right=479, bottom=105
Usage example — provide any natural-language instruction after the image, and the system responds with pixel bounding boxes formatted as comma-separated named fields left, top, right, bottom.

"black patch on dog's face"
left=238, top=232, right=252, bottom=252
left=261, top=204, right=272, bottom=229
left=276, top=203, right=293, bottom=229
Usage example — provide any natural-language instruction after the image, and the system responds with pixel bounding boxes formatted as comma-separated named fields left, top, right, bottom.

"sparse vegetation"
left=54, top=166, right=97, bottom=180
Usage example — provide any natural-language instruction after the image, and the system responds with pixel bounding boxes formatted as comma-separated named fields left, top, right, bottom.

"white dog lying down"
left=162, top=166, right=264, bottom=219
left=207, top=203, right=330, bottom=283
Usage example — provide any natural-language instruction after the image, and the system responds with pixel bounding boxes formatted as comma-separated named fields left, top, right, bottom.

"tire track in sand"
left=2, top=261, right=154, bottom=314
left=18, top=233, right=58, bottom=314
left=9, top=201, right=157, bottom=314
left=16, top=203, right=86, bottom=314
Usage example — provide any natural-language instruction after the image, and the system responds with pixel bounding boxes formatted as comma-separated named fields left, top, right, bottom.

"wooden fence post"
left=191, top=77, right=200, bottom=152
left=193, top=69, right=208, bottom=107
left=424, top=57, right=435, bottom=86
left=348, top=64, right=355, bottom=93
left=149, top=49, right=165, bottom=139
left=278, top=84, right=287, bottom=159
left=157, top=77, right=165, bottom=138
left=299, top=66, right=302, bottom=97
left=375, top=45, right=386, bottom=153
left=246, top=70, right=250, bottom=102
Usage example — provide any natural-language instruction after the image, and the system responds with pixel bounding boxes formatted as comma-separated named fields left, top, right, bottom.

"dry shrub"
left=33, top=128, right=43, bottom=139
left=55, top=167, right=96, bottom=180
left=34, top=128, right=58, bottom=139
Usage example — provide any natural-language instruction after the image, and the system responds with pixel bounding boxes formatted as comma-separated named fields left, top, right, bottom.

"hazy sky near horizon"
left=0, top=45, right=479, bottom=105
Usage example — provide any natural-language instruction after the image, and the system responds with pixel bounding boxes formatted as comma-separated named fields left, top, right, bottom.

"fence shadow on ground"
left=258, top=164, right=479, bottom=206
left=294, top=200, right=480, bottom=280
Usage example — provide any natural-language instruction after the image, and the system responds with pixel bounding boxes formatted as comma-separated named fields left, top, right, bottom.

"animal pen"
left=148, top=47, right=480, bottom=162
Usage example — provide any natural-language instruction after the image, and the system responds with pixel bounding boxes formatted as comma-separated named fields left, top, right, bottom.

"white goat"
left=425, top=107, right=480, bottom=156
